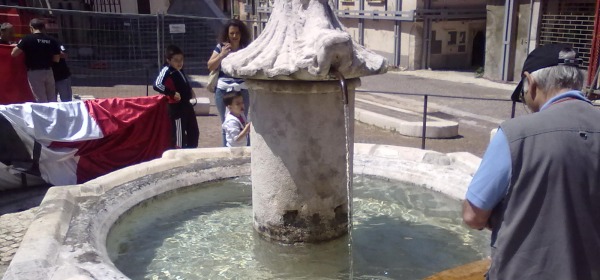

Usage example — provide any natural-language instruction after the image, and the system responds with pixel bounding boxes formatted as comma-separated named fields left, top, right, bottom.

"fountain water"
left=106, top=175, right=489, bottom=279
left=338, top=73, right=356, bottom=280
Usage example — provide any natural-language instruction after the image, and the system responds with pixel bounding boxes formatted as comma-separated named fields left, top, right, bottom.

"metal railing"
left=356, top=89, right=517, bottom=151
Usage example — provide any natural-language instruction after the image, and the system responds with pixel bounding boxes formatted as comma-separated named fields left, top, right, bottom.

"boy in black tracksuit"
left=153, top=45, right=199, bottom=148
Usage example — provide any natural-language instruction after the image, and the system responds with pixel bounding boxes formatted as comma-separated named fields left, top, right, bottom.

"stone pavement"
left=0, top=210, right=34, bottom=276
left=0, top=70, right=515, bottom=278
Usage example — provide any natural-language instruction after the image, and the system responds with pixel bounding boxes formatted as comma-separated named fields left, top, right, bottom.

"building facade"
left=485, top=0, right=597, bottom=83
left=246, top=0, right=487, bottom=70
left=336, top=0, right=486, bottom=70
left=8, top=0, right=597, bottom=82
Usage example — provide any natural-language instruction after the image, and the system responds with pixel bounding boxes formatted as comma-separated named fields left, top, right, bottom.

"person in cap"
left=11, top=18, right=61, bottom=102
left=0, top=22, right=15, bottom=44
left=463, top=43, right=600, bottom=280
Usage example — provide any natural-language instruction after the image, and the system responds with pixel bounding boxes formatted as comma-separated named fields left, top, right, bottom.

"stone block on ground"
left=192, top=97, right=210, bottom=116
left=72, top=94, right=95, bottom=101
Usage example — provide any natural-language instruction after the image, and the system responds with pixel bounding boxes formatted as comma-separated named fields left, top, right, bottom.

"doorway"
left=471, top=31, right=485, bottom=68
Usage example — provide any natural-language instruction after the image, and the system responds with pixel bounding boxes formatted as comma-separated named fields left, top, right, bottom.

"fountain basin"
left=3, top=144, right=485, bottom=280
left=108, top=175, right=488, bottom=279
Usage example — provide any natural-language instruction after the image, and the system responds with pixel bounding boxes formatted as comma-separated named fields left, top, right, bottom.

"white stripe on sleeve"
left=175, top=118, right=182, bottom=148
left=155, top=66, right=169, bottom=91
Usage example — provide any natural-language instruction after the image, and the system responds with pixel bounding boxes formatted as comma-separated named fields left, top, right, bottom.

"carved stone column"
left=248, top=79, right=359, bottom=243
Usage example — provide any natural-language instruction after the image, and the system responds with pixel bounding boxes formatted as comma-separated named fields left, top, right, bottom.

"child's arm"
left=153, top=67, right=181, bottom=101
left=234, top=123, right=251, bottom=142
left=223, top=120, right=251, bottom=146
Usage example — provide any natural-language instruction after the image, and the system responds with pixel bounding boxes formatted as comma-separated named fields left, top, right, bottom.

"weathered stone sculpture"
left=222, top=0, right=387, bottom=243
left=222, top=0, right=386, bottom=80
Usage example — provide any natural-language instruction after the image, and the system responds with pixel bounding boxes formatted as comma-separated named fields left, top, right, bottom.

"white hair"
left=530, top=48, right=586, bottom=93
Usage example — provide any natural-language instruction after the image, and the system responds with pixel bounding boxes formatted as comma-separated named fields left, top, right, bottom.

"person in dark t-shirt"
left=11, top=18, right=61, bottom=103
left=53, top=44, right=72, bottom=102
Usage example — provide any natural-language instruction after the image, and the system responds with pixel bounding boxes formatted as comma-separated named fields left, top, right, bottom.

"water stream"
left=339, top=74, right=354, bottom=280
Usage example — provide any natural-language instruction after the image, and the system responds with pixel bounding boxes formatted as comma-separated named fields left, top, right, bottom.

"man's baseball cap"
left=0, top=22, right=13, bottom=30
left=511, top=43, right=582, bottom=102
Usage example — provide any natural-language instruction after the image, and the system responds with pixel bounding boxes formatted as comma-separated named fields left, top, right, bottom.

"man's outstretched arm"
left=463, top=199, right=492, bottom=230
left=462, top=128, right=512, bottom=230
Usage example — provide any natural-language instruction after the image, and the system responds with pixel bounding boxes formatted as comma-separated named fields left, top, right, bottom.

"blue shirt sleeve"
left=465, top=128, right=512, bottom=210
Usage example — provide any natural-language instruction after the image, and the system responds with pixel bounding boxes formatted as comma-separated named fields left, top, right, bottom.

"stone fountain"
left=1, top=1, right=490, bottom=279
left=221, top=0, right=387, bottom=243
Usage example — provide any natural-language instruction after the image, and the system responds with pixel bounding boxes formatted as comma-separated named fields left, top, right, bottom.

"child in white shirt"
left=222, top=91, right=250, bottom=147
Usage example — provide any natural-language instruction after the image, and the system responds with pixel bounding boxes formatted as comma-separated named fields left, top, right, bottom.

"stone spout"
left=221, top=0, right=387, bottom=80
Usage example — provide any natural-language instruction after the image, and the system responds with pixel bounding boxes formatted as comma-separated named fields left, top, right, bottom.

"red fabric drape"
left=0, top=45, right=35, bottom=105
left=51, top=95, right=172, bottom=183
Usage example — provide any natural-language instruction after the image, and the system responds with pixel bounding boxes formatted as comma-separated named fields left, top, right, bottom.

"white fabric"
left=0, top=101, right=103, bottom=145
left=5, top=117, right=79, bottom=186
left=216, top=78, right=248, bottom=92
left=0, top=162, right=47, bottom=191
left=222, top=111, right=247, bottom=147
left=0, top=101, right=103, bottom=186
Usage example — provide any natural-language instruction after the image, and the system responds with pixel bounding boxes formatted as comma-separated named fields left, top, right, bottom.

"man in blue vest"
left=463, top=44, right=600, bottom=280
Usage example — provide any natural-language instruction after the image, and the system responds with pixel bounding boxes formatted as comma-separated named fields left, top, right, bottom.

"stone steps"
left=355, top=97, right=459, bottom=139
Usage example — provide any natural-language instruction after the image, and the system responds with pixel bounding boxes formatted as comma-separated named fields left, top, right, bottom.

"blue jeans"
left=215, top=88, right=250, bottom=146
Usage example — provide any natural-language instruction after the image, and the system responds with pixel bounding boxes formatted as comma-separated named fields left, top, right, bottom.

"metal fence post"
left=161, top=13, right=165, bottom=64
left=422, top=95, right=428, bottom=150
left=146, top=68, right=150, bottom=97
left=156, top=13, right=162, bottom=71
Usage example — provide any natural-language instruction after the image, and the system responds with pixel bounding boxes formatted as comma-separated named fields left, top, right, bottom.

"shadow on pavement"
left=0, top=185, right=52, bottom=215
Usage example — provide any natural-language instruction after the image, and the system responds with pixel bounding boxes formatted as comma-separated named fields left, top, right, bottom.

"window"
left=448, top=31, right=457, bottom=45
left=431, top=31, right=442, bottom=54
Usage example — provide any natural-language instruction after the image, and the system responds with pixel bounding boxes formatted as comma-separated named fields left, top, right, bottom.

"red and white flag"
left=0, top=95, right=172, bottom=188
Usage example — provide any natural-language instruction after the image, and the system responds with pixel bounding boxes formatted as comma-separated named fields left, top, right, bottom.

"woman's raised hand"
left=221, top=43, right=232, bottom=57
